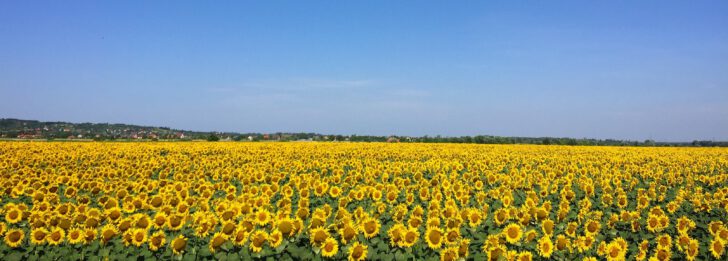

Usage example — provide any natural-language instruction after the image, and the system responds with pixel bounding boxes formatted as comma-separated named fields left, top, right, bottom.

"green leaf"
left=198, top=247, right=211, bottom=257
left=214, top=252, right=228, bottom=261
left=5, top=252, right=23, bottom=261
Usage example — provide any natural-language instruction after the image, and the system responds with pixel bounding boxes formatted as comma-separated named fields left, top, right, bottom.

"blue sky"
left=1, top=1, right=727, bottom=141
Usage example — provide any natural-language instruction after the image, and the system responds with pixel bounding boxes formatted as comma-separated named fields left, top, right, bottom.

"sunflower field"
left=0, top=142, right=727, bottom=260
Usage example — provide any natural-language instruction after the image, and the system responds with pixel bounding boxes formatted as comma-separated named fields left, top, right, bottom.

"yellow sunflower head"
left=321, top=237, right=339, bottom=258
left=149, top=231, right=166, bottom=251
left=153, top=212, right=167, bottom=229
left=249, top=230, right=268, bottom=253
left=538, top=236, right=554, bottom=258
left=83, top=228, right=97, bottom=242
left=360, top=216, right=381, bottom=239
left=4, top=228, right=24, bottom=248
left=340, top=222, right=358, bottom=245
left=232, top=226, right=249, bottom=246
left=5, top=208, right=23, bottom=224
left=276, top=217, right=296, bottom=237
left=711, top=238, right=725, bottom=259
left=170, top=235, right=187, bottom=255
left=503, top=223, right=522, bottom=244
left=310, top=227, right=330, bottom=247
left=100, top=224, right=118, bottom=244
left=348, top=242, right=368, bottom=261
left=30, top=227, right=48, bottom=245
left=440, top=246, right=459, bottom=261
left=542, top=219, right=555, bottom=236
left=47, top=227, right=65, bottom=245
left=208, top=231, right=228, bottom=253
left=443, top=227, right=460, bottom=246
left=584, top=219, right=600, bottom=236
left=254, top=209, right=271, bottom=226
left=268, top=229, right=283, bottom=248
left=130, top=228, right=147, bottom=247
left=425, top=227, right=444, bottom=250
left=401, top=227, right=419, bottom=248
left=67, top=228, right=85, bottom=244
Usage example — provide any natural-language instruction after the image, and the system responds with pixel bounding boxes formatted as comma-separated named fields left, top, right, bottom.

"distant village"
left=0, top=118, right=396, bottom=142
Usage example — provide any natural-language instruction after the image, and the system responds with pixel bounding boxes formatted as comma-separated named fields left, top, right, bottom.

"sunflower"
left=167, top=213, right=185, bottom=231
left=457, top=238, right=471, bottom=258
left=645, top=214, right=659, bottom=232
left=400, top=227, right=419, bottom=248
left=47, top=227, right=65, bottom=245
left=565, top=222, right=578, bottom=238
left=208, top=231, right=228, bottom=253
left=100, top=224, right=118, bottom=244
left=4, top=228, right=24, bottom=248
left=467, top=210, right=483, bottom=228
left=276, top=217, right=296, bottom=237
left=709, top=221, right=724, bottom=236
left=0, top=222, right=7, bottom=236
left=220, top=220, right=236, bottom=236
left=310, top=227, right=330, bottom=247
left=541, top=219, right=555, bottom=236
left=387, top=223, right=405, bottom=247
left=30, top=227, right=48, bottom=245
left=555, top=234, right=570, bottom=252
left=329, top=186, right=342, bottom=198
left=268, top=229, right=283, bottom=248
left=494, top=209, right=509, bottom=226
left=321, top=237, right=339, bottom=258
left=524, top=229, right=537, bottom=243
left=503, top=223, right=523, bottom=244
left=340, top=221, right=358, bottom=244
left=676, top=216, right=695, bottom=234
left=118, top=217, right=134, bottom=233
left=348, top=242, right=368, bottom=261
left=605, top=242, right=626, bottom=261
left=360, top=216, right=381, bottom=239
left=152, top=212, right=167, bottom=229
left=5, top=208, right=22, bottom=224
left=254, top=209, right=272, bottom=226
left=84, top=228, right=97, bottom=242
left=444, top=228, right=461, bottom=246
left=149, top=231, right=165, bottom=251
left=577, top=235, right=595, bottom=252
left=711, top=238, right=725, bottom=259
left=440, top=246, right=459, bottom=261
left=233, top=226, right=249, bottom=246
left=130, top=228, right=147, bottom=247
left=718, top=227, right=728, bottom=243
left=170, top=235, right=187, bottom=255
left=67, top=227, right=85, bottom=244
left=105, top=207, right=123, bottom=222
left=485, top=244, right=506, bottom=261
left=686, top=239, right=699, bottom=260
left=518, top=251, right=533, bottom=261
left=538, top=236, right=554, bottom=258
left=656, top=234, right=672, bottom=250
left=584, top=219, right=600, bottom=236
left=425, top=227, right=444, bottom=250
left=250, top=230, right=268, bottom=253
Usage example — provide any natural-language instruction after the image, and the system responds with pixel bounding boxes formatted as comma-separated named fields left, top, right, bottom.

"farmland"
left=0, top=142, right=727, bottom=260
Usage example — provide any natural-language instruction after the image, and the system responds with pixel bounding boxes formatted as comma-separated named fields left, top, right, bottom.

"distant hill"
left=1, top=118, right=725, bottom=146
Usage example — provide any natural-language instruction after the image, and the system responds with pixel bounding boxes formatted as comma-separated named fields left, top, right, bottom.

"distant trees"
left=207, top=134, right=220, bottom=142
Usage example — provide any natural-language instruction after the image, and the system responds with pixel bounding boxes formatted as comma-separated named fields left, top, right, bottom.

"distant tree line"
left=1, top=118, right=726, bottom=147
